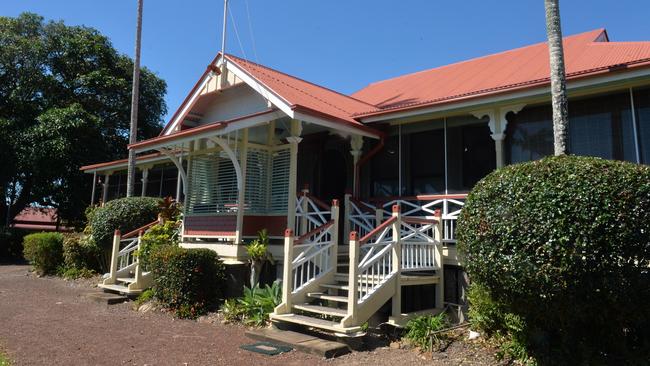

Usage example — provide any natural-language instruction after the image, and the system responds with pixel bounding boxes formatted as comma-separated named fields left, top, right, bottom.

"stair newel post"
left=343, top=193, right=351, bottom=243
left=346, top=231, right=360, bottom=326
left=391, top=204, right=402, bottom=319
left=105, top=229, right=121, bottom=285
left=275, top=229, right=295, bottom=315
left=133, top=230, right=144, bottom=289
left=375, top=206, right=383, bottom=227
left=299, top=185, right=309, bottom=236
left=330, top=199, right=340, bottom=275
left=434, top=209, right=444, bottom=309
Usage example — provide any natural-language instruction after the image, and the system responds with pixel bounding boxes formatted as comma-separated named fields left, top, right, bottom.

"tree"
left=544, top=0, right=569, bottom=155
left=0, top=13, right=167, bottom=227
left=126, top=0, right=144, bottom=197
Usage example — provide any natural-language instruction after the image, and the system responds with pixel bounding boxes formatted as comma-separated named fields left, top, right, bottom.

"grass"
left=0, top=349, right=11, bottom=366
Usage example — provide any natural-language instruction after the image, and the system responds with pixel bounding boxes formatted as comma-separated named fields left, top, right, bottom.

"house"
left=10, top=207, right=70, bottom=232
left=82, top=29, right=650, bottom=334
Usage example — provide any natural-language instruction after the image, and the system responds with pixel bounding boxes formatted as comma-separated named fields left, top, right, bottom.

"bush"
left=57, top=266, right=96, bottom=279
left=137, top=220, right=180, bottom=271
left=457, top=155, right=650, bottom=364
left=89, top=197, right=160, bottom=251
left=62, top=233, right=101, bottom=271
left=23, top=232, right=64, bottom=275
left=221, top=282, right=281, bottom=326
left=404, top=313, right=450, bottom=352
left=0, top=227, right=29, bottom=261
left=150, top=246, right=225, bottom=319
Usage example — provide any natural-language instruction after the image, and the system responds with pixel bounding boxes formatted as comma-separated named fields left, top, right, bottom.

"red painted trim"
left=368, top=193, right=468, bottom=203
left=291, top=105, right=383, bottom=138
left=122, top=220, right=158, bottom=239
left=360, top=216, right=397, bottom=245
left=79, top=152, right=163, bottom=171
left=402, top=217, right=439, bottom=225
left=160, top=54, right=222, bottom=136
left=350, top=196, right=376, bottom=214
left=305, top=193, right=331, bottom=211
left=129, top=109, right=277, bottom=150
left=294, top=220, right=334, bottom=245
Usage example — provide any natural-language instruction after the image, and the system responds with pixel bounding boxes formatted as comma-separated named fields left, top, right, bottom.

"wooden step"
left=334, top=273, right=348, bottom=281
left=293, top=303, right=347, bottom=317
left=320, top=283, right=349, bottom=290
left=307, top=292, right=348, bottom=303
left=117, top=277, right=136, bottom=283
left=98, top=283, right=142, bottom=295
left=270, top=313, right=361, bottom=334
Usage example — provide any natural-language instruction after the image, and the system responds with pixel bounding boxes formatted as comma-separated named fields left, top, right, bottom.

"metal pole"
left=221, top=0, right=229, bottom=56
left=444, top=118, right=448, bottom=194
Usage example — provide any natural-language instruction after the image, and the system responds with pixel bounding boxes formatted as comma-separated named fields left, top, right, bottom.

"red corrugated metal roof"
left=351, top=29, right=650, bottom=117
left=224, top=54, right=381, bottom=124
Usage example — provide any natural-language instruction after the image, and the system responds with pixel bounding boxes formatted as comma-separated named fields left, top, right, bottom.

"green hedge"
left=138, top=220, right=180, bottom=271
left=150, top=246, right=225, bottom=319
left=89, top=197, right=160, bottom=250
left=23, top=232, right=64, bottom=275
left=457, top=155, right=650, bottom=364
left=62, top=233, right=101, bottom=271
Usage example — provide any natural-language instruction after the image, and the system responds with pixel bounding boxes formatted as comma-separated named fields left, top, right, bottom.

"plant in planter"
left=246, top=229, right=273, bottom=288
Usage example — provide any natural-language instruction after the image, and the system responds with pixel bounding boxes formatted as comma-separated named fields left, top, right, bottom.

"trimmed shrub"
left=23, top=232, right=64, bottom=275
left=62, top=233, right=101, bottom=271
left=150, top=246, right=225, bottom=319
left=137, top=220, right=180, bottom=271
left=89, top=197, right=160, bottom=250
left=457, top=155, right=650, bottom=364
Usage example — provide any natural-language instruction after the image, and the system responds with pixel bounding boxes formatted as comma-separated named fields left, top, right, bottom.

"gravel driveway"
left=0, top=265, right=498, bottom=365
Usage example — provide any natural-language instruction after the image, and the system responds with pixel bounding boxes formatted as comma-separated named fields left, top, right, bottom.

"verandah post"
left=235, top=128, right=249, bottom=244
left=104, top=229, right=121, bottom=285
left=330, top=199, right=340, bottom=280
left=285, top=119, right=302, bottom=232
left=132, top=230, right=144, bottom=290
left=434, top=209, right=444, bottom=309
left=343, top=192, right=352, bottom=243
left=391, top=204, right=402, bottom=318
left=299, top=185, right=309, bottom=236
left=344, top=231, right=360, bottom=327
left=275, top=228, right=294, bottom=315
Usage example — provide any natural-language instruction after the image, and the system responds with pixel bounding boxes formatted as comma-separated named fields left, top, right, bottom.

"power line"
left=228, top=3, right=247, bottom=59
left=243, top=0, right=259, bottom=63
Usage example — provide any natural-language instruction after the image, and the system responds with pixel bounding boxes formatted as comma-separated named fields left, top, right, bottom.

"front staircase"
left=98, top=220, right=158, bottom=295
left=271, top=199, right=445, bottom=336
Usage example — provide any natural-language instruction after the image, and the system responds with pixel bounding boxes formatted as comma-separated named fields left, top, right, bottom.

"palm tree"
left=544, top=0, right=569, bottom=155
left=126, top=0, right=143, bottom=197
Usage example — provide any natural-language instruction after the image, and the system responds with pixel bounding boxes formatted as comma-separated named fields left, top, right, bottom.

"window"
left=409, top=129, right=444, bottom=194
left=371, top=135, right=400, bottom=197
left=506, top=105, right=554, bottom=164
left=447, top=122, right=495, bottom=192
left=507, top=91, right=638, bottom=164
left=568, top=92, right=635, bottom=162
left=633, top=87, right=650, bottom=164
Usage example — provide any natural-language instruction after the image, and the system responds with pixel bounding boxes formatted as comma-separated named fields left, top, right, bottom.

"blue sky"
left=2, top=1, right=649, bottom=122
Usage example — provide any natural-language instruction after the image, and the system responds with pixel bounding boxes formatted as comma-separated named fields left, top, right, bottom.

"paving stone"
left=245, top=327, right=350, bottom=358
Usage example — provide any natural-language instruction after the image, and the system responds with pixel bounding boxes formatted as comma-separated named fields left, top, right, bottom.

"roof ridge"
left=226, top=54, right=379, bottom=111
left=353, top=29, right=605, bottom=94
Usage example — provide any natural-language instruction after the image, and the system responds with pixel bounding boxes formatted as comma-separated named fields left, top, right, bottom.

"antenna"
left=221, top=0, right=228, bottom=57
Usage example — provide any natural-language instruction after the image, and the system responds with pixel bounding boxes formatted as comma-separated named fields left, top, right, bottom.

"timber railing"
left=345, top=193, right=467, bottom=245
left=294, top=187, right=332, bottom=237
left=276, top=199, right=340, bottom=314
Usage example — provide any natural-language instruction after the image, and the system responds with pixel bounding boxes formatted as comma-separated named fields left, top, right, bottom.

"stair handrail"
left=275, top=199, right=339, bottom=316
left=295, top=187, right=331, bottom=236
